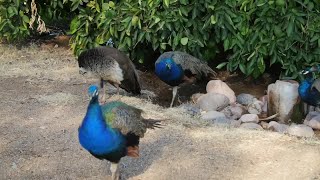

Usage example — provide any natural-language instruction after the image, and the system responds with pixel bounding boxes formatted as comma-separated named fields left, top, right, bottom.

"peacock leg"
left=170, top=86, right=178, bottom=108
left=115, top=83, right=120, bottom=95
left=110, top=163, right=119, bottom=180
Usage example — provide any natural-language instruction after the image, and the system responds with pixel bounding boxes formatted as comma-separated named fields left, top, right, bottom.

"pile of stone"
left=188, top=80, right=319, bottom=138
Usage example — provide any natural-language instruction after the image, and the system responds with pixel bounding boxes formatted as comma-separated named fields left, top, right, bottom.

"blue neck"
left=155, top=58, right=184, bottom=86
left=81, top=96, right=109, bottom=132
left=79, top=96, right=125, bottom=155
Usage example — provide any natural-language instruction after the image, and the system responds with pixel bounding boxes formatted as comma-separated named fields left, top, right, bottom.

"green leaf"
left=257, top=57, right=265, bottom=73
left=216, top=62, right=227, bottom=69
left=287, top=19, right=294, bottom=37
left=223, top=38, right=230, bottom=50
left=210, top=15, right=217, bottom=24
left=132, top=16, right=139, bottom=26
left=239, top=63, right=246, bottom=74
left=164, top=0, right=170, bottom=7
left=180, top=37, right=188, bottom=45
left=22, top=15, right=29, bottom=23
left=70, top=18, right=80, bottom=34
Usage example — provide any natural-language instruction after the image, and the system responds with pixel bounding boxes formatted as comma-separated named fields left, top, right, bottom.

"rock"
left=179, top=103, right=201, bottom=116
left=191, top=93, right=204, bottom=104
left=231, top=120, right=241, bottom=128
left=259, top=95, right=268, bottom=114
left=236, top=93, right=255, bottom=105
left=221, top=104, right=246, bottom=120
left=267, top=80, right=300, bottom=124
left=240, top=123, right=264, bottom=130
left=260, top=121, right=269, bottom=129
left=304, top=112, right=320, bottom=130
left=305, top=111, right=320, bottom=122
left=239, top=114, right=259, bottom=123
left=287, top=124, right=314, bottom=137
left=247, top=100, right=263, bottom=114
left=197, top=92, right=230, bottom=111
left=206, top=80, right=236, bottom=103
left=201, top=111, right=226, bottom=121
left=267, top=121, right=289, bottom=134
left=211, top=117, right=240, bottom=128
left=213, top=117, right=232, bottom=125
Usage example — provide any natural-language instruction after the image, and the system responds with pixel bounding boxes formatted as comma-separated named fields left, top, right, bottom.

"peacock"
left=155, top=51, right=217, bottom=107
left=78, top=46, right=141, bottom=102
left=299, top=65, right=320, bottom=107
left=78, top=85, right=161, bottom=180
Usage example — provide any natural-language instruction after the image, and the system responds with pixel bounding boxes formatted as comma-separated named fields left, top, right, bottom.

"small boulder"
left=179, top=103, right=201, bottom=116
left=287, top=124, right=314, bottom=137
left=247, top=100, right=263, bottom=114
left=260, top=121, right=269, bottom=129
left=191, top=93, right=204, bottom=104
left=213, top=117, right=232, bottom=125
left=304, top=113, right=320, bottom=130
left=259, top=95, right=268, bottom=114
left=221, top=104, right=246, bottom=120
left=206, top=80, right=236, bottom=103
left=267, top=121, right=289, bottom=134
left=304, top=111, right=320, bottom=122
left=197, top=92, right=230, bottom=111
left=236, top=93, right=255, bottom=105
left=201, top=111, right=226, bottom=121
left=239, top=114, right=259, bottom=123
left=240, top=123, right=263, bottom=130
left=231, top=120, right=241, bottom=128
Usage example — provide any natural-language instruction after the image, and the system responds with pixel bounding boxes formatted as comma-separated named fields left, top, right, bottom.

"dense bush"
left=0, top=0, right=74, bottom=41
left=1, top=0, right=320, bottom=78
left=69, top=0, right=320, bottom=78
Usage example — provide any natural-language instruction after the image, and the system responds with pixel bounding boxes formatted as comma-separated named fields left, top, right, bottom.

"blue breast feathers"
left=298, top=78, right=320, bottom=107
left=78, top=96, right=125, bottom=156
left=155, top=58, right=184, bottom=86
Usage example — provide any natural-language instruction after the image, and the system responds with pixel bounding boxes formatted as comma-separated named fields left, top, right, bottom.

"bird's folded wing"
left=104, top=105, right=147, bottom=137
left=312, top=79, right=320, bottom=92
left=171, top=51, right=217, bottom=77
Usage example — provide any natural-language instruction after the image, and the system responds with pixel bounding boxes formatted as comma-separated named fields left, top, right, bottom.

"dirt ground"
left=0, top=44, right=320, bottom=180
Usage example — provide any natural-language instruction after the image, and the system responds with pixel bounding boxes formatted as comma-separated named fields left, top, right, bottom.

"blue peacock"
left=78, top=85, right=161, bottom=180
left=155, top=51, right=217, bottom=107
left=298, top=65, right=320, bottom=107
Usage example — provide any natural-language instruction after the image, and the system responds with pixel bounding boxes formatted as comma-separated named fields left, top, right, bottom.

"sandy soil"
left=0, top=44, right=320, bottom=180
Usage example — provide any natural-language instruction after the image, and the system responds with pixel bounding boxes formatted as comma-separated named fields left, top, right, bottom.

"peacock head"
left=88, top=85, right=99, bottom=98
left=301, top=65, right=320, bottom=75
left=161, top=58, right=175, bottom=71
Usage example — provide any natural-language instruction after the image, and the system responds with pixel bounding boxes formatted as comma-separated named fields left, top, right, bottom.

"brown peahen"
left=78, top=46, right=141, bottom=102
left=155, top=51, right=217, bottom=107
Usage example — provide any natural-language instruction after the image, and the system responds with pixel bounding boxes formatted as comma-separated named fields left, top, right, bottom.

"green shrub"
left=0, top=0, right=74, bottom=42
left=69, top=0, right=320, bottom=78
left=0, top=0, right=31, bottom=41
left=1, top=0, right=320, bottom=78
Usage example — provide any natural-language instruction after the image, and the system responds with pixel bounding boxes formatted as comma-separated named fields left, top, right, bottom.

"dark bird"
left=78, top=85, right=161, bottom=180
left=298, top=65, right=320, bottom=107
left=155, top=51, right=217, bottom=107
left=78, top=46, right=141, bottom=102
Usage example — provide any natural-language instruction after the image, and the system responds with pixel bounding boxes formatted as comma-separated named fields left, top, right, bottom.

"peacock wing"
left=312, top=79, right=320, bottom=92
left=170, top=51, right=217, bottom=79
left=102, top=102, right=147, bottom=137
left=110, top=49, right=141, bottom=94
